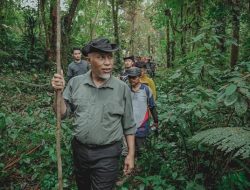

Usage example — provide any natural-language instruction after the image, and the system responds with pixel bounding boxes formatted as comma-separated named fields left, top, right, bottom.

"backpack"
left=141, top=84, right=151, bottom=106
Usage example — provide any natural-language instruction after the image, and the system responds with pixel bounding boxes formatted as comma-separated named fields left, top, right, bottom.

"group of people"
left=51, top=37, right=158, bottom=190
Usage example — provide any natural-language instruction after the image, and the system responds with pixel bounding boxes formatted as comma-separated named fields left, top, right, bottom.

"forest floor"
left=0, top=69, right=77, bottom=189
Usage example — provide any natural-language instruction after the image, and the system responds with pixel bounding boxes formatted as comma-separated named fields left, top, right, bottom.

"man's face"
left=142, top=57, right=147, bottom=63
left=141, top=68, right=147, bottom=76
left=73, top=50, right=82, bottom=61
left=124, top=59, right=133, bottom=69
left=128, top=76, right=140, bottom=87
left=88, top=52, right=114, bottom=80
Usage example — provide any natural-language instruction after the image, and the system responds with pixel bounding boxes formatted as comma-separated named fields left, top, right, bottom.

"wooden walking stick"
left=55, top=0, right=63, bottom=189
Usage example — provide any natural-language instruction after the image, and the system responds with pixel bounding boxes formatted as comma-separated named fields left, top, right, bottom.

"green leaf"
left=170, top=70, right=182, bottom=79
left=139, top=184, right=145, bottom=190
left=212, top=35, right=221, bottom=44
left=172, top=172, right=178, bottom=179
left=224, top=93, right=238, bottom=106
left=235, top=97, right=248, bottom=115
left=194, top=110, right=202, bottom=118
left=23, top=157, right=31, bottom=164
left=198, top=143, right=208, bottom=152
left=189, top=127, right=250, bottom=159
left=204, top=43, right=212, bottom=50
left=239, top=88, right=250, bottom=99
left=192, top=33, right=205, bottom=42
left=225, top=84, right=237, bottom=96
left=217, top=91, right=226, bottom=103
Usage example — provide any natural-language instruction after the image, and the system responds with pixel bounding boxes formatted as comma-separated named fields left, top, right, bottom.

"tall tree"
left=111, top=0, right=122, bottom=69
left=147, top=35, right=151, bottom=54
left=165, top=8, right=173, bottom=68
left=128, top=1, right=137, bottom=55
left=61, top=0, right=80, bottom=66
left=45, top=0, right=80, bottom=66
left=230, top=0, right=240, bottom=67
left=192, top=0, right=203, bottom=51
left=49, top=0, right=57, bottom=62
left=88, top=0, right=101, bottom=40
left=39, top=0, right=52, bottom=65
left=165, top=18, right=171, bottom=68
left=180, top=2, right=186, bottom=55
left=214, top=1, right=227, bottom=53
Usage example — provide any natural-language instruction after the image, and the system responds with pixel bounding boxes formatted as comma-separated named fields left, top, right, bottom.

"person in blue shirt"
left=127, top=67, right=159, bottom=154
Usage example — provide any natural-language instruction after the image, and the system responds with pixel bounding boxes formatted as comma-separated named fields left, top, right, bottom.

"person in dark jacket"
left=120, top=55, right=135, bottom=84
left=67, top=47, right=89, bottom=81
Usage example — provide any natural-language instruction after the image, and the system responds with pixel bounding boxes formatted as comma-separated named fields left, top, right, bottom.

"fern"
left=189, top=127, right=250, bottom=159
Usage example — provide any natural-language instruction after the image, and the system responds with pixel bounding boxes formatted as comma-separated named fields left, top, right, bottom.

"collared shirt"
left=63, top=71, right=136, bottom=145
left=67, top=60, right=89, bottom=81
left=140, top=75, right=157, bottom=100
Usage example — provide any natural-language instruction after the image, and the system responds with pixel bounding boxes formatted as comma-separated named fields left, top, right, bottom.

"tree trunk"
left=180, top=3, right=186, bottom=55
left=129, top=2, right=136, bottom=55
left=230, top=0, right=240, bottom=68
left=89, top=1, right=101, bottom=40
left=214, top=1, right=227, bottom=53
left=167, top=9, right=176, bottom=64
left=61, top=0, right=80, bottom=67
left=49, top=0, right=57, bottom=62
left=111, top=0, right=121, bottom=70
left=48, top=0, right=80, bottom=67
left=55, top=2, right=63, bottom=189
left=170, top=41, right=175, bottom=63
left=39, top=0, right=52, bottom=69
left=192, top=0, right=202, bottom=51
left=166, top=19, right=171, bottom=68
left=147, top=35, right=151, bottom=54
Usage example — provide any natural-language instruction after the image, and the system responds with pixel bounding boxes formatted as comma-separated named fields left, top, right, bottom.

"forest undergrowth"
left=0, top=59, right=249, bottom=190
left=1, top=0, right=250, bottom=189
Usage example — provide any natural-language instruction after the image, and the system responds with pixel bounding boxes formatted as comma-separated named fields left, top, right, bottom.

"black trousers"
left=72, top=138, right=122, bottom=190
left=135, top=137, right=146, bottom=156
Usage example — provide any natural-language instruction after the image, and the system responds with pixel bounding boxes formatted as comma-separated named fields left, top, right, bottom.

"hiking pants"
left=72, top=137, right=121, bottom=190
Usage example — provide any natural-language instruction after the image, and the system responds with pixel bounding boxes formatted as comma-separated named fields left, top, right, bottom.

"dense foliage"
left=0, top=0, right=249, bottom=189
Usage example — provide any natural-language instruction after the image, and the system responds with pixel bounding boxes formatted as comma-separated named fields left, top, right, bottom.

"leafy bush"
left=0, top=70, right=76, bottom=189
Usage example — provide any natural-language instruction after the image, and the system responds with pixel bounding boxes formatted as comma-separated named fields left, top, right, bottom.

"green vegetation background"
left=0, top=0, right=249, bottom=189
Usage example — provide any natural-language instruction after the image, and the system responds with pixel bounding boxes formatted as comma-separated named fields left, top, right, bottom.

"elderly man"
left=51, top=38, right=136, bottom=190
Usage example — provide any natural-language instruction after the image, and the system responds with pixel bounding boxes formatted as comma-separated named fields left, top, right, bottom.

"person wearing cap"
left=144, top=56, right=154, bottom=78
left=67, top=47, right=90, bottom=81
left=119, top=55, right=135, bottom=84
left=127, top=67, right=159, bottom=154
left=148, top=56, right=156, bottom=77
left=51, top=38, right=136, bottom=190
left=136, top=62, right=157, bottom=100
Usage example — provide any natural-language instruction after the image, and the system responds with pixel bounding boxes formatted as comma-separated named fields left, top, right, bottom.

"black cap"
left=135, top=62, right=146, bottom=68
left=82, top=38, right=119, bottom=56
left=123, top=55, right=135, bottom=62
left=126, top=67, right=141, bottom=77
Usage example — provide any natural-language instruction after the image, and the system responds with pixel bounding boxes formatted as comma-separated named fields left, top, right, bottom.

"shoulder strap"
left=141, top=84, right=150, bottom=105
left=144, top=85, right=150, bottom=99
